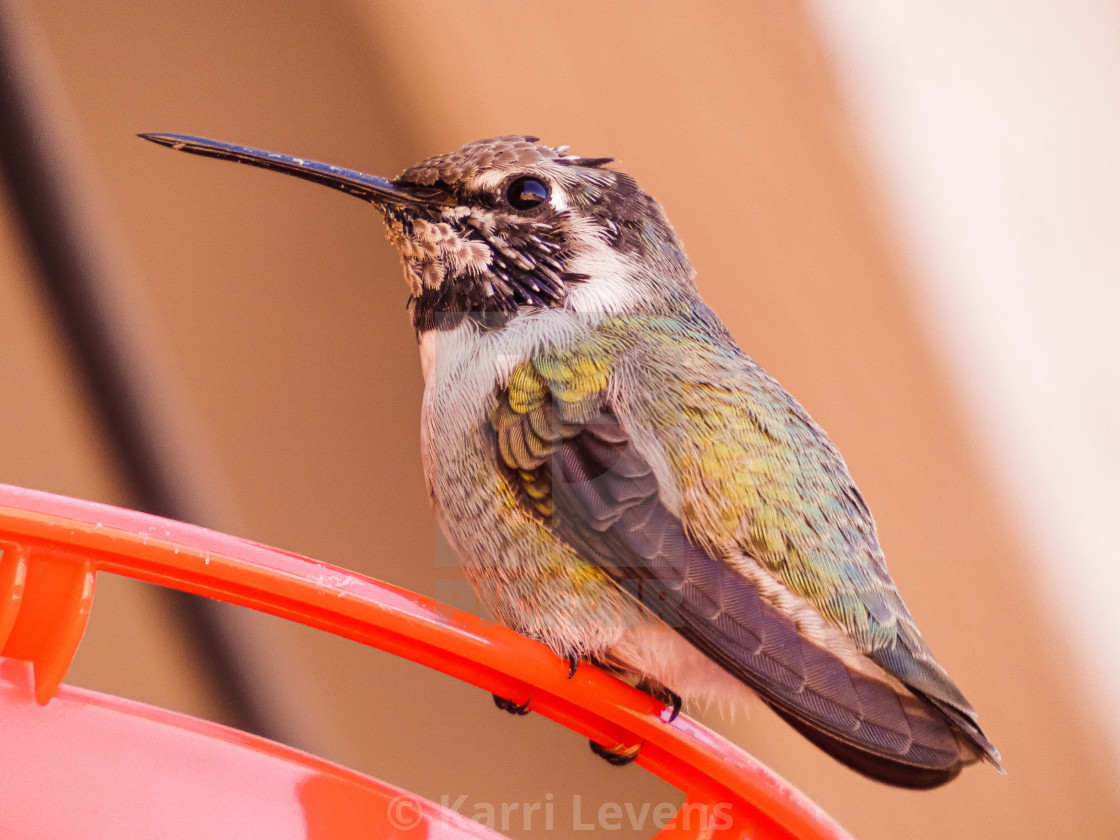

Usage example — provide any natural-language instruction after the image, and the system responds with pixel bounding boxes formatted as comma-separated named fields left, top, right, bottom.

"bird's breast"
left=415, top=314, right=641, bottom=657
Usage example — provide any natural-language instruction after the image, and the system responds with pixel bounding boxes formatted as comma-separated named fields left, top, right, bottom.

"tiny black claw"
left=492, top=693, right=532, bottom=715
left=636, top=679, right=683, bottom=722
left=589, top=739, right=641, bottom=766
left=566, top=658, right=579, bottom=679
left=666, top=690, right=682, bottom=723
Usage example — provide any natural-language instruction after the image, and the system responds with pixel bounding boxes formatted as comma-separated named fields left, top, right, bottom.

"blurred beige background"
left=0, top=2, right=1116, bottom=838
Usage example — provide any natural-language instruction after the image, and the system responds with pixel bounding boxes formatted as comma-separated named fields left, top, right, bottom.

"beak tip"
left=138, top=132, right=187, bottom=150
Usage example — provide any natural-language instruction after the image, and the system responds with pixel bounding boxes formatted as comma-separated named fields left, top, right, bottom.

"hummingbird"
left=141, top=132, right=1001, bottom=788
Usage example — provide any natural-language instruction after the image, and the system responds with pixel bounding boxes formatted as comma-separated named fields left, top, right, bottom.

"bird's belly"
left=420, top=407, right=640, bottom=661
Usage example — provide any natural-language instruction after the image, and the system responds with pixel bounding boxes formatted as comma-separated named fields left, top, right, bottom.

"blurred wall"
left=812, top=0, right=1120, bottom=774
left=0, top=2, right=1115, bottom=838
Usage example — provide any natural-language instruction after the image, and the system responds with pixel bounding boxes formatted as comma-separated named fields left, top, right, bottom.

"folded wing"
left=492, top=340, right=998, bottom=788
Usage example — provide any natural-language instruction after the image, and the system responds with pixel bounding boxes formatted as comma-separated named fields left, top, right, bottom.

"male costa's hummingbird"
left=141, top=132, right=1001, bottom=788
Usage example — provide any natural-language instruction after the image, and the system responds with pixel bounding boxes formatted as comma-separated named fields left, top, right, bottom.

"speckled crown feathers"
left=399, top=135, right=613, bottom=187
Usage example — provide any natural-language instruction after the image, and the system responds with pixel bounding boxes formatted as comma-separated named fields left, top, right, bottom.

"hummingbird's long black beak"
left=139, top=133, right=448, bottom=208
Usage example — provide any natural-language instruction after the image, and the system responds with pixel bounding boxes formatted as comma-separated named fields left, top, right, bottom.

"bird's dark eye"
left=506, top=176, right=549, bottom=210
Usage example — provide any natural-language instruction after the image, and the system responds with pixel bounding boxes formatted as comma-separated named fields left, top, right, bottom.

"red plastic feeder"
left=0, top=483, right=853, bottom=839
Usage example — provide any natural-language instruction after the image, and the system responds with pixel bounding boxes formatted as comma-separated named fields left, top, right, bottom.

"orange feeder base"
left=0, top=483, right=853, bottom=839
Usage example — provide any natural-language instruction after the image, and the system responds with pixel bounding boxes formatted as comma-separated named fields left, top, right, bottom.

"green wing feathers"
left=508, top=312, right=917, bottom=655
left=492, top=309, right=999, bottom=775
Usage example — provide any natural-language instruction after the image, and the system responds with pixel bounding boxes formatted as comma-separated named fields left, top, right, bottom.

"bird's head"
left=141, top=134, right=696, bottom=332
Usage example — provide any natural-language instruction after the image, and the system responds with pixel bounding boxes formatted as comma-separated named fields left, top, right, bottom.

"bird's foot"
left=492, top=693, right=532, bottom=715
left=637, top=679, right=683, bottom=723
left=589, top=739, right=642, bottom=766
